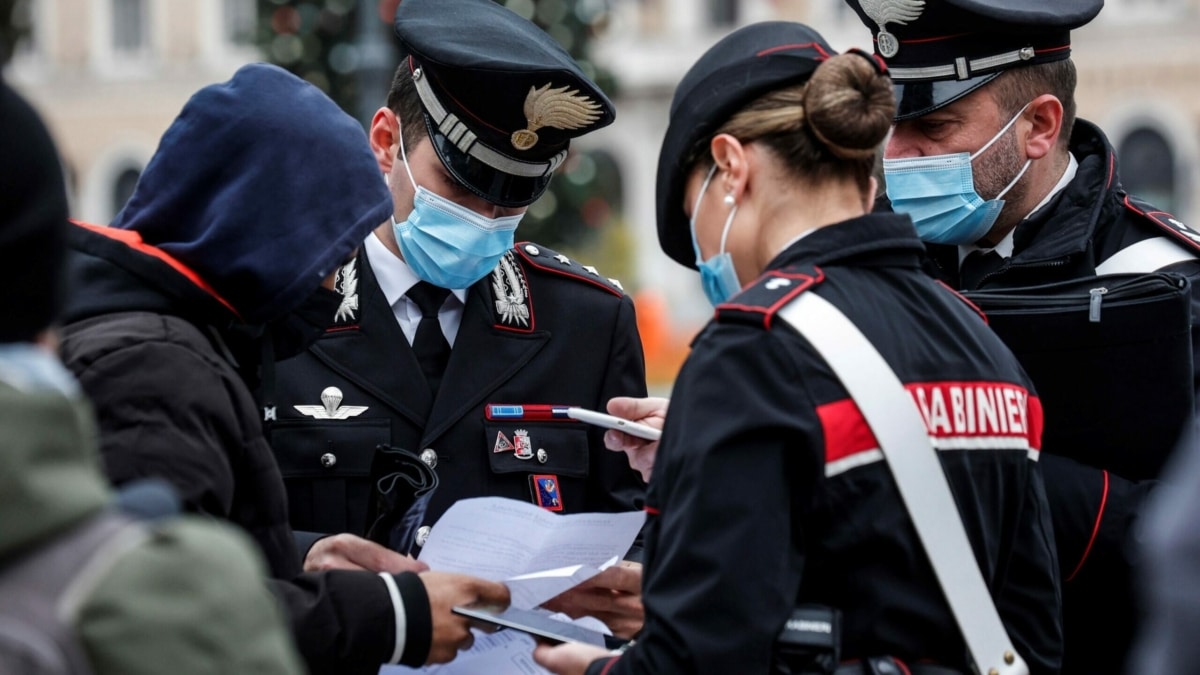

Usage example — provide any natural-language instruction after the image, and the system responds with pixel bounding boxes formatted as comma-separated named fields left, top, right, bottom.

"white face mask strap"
left=690, top=164, right=720, bottom=256
left=691, top=164, right=719, bottom=223
left=970, top=101, right=1033, bottom=161
left=396, top=122, right=419, bottom=193
left=718, top=204, right=738, bottom=255
left=996, top=158, right=1032, bottom=201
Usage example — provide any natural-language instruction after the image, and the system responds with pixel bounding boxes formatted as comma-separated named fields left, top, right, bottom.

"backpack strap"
left=0, top=511, right=150, bottom=675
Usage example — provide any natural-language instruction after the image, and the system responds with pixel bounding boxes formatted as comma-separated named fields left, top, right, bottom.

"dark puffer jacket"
left=58, top=65, right=434, bottom=674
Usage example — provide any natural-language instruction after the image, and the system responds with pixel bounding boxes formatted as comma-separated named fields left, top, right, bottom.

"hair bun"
left=804, top=53, right=895, bottom=160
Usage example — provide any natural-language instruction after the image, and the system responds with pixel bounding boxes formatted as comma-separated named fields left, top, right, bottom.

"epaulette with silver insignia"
left=512, top=242, right=626, bottom=297
left=716, top=265, right=825, bottom=330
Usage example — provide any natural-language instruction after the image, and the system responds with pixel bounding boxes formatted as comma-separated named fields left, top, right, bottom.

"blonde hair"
left=690, top=53, right=895, bottom=191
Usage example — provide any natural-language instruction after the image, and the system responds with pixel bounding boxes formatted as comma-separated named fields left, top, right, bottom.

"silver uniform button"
left=420, top=448, right=438, bottom=469
left=524, top=244, right=540, bottom=256
left=415, top=525, right=432, bottom=547
left=320, top=452, right=337, bottom=469
left=537, top=448, right=548, bottom=464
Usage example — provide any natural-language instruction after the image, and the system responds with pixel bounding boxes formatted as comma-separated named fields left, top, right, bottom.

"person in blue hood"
left=56, top=63, right=509, bottom=674
left=0, top=72, right=303, bottom=675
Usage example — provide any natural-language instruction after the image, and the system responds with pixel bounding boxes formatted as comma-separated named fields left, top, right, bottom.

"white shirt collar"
left=959, top=152, right=1079, bottom=262
left=364, top=230, right=469, bottom=307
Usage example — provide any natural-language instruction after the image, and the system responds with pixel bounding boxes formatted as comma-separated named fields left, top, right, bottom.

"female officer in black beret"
left=535, top=21, right=1062, bottom=675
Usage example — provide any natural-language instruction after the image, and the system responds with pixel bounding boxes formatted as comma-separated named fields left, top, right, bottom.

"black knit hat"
left=0, top=78, right=68, bottom=343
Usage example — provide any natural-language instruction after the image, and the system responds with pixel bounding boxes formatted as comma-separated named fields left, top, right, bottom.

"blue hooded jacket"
left=109, top=63, right=392, bottom=324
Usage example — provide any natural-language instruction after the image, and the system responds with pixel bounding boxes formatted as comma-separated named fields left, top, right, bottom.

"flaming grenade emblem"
left=510, top=83, right=602, bottom=151
left=859, top=0, right=926, bottom=58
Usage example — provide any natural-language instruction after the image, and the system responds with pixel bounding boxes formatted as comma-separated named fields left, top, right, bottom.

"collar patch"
left=491, top=251, right=533, bottom=331
left=333, top=258, right=359, bottom=324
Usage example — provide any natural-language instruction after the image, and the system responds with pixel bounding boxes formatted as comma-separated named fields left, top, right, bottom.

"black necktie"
left=959, top=250, right=1005, bottom=290
left=407, top=281, right=451, bottom=397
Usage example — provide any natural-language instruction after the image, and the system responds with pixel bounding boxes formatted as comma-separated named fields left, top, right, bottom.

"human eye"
left=917, top=118, right=952, bottom=137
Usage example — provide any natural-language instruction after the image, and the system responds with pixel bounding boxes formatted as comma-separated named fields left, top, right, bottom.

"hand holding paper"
left=416, top=497, right=646, bottom=609
left=541, top=561, right=644, bottom=638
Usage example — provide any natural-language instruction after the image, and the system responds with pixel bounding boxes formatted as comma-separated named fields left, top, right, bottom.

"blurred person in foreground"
left=55, top=63, right=507, bottom=674
left=1128, top=422, right=1200, bottom=674
left=0, top=75, right=302, bottom=675
left=535, top=21, right=1061, bottom=675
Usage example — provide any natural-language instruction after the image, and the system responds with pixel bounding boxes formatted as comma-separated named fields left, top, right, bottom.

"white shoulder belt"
left=777, top=292, right=1028, bottom=675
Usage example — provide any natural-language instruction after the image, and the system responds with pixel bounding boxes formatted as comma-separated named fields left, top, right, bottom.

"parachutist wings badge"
left=334, top=259, right=359, bottom=323
left=859, top=0, right=925, bottom=58
left=492, top=252, right=530, bottom=328
left=294, top=386, right=368, bottom=420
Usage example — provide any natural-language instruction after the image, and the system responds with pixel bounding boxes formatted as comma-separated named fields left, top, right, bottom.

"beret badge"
left=511, top=83, right=603, bottom=151
left=861, top=0, right=926, bottom=58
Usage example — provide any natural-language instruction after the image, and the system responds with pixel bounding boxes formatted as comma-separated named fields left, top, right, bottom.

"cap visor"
left=893, top=72, right=1001, bottom=121
left=425, top=115, right=552, bottom=208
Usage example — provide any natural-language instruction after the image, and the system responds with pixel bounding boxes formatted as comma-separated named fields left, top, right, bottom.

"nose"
left=884, top=123, right=920, bottom=159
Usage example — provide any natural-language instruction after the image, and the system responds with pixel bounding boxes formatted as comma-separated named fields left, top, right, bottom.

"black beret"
left=394, top=0, right=615, bottom=207
left=844, top=0, right=1103, bottom=120
left=656, top=22, right=836, bottom=269
left=0, top=78, right=68, bottom=343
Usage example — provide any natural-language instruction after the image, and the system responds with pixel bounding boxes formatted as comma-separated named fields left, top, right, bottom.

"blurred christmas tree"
left=256, top=0, right=624, bottom=260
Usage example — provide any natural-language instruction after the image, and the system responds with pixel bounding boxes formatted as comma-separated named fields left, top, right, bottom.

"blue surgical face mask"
left=391, top=131, right=522, bottom=289
left=883, top=103, right=1033, bottom=245
left=689, top=164, right=742, bottom=306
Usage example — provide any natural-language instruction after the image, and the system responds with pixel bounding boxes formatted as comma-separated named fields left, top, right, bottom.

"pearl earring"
left=723, top=193, right=735, bottom=206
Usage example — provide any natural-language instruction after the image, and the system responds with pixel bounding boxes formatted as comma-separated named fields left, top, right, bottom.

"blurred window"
left=224, top=0, right=257, bottom=46
left=112, top=0, right=147, bottom=54
left=1118, top=127, right=1177, bottom=212
left=111, top=167, right=142, bottom=217
left=708, top=0, right=737, bottom=27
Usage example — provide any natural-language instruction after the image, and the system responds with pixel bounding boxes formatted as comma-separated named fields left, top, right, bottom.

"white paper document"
left=380, top=616, right=608, bottom=675
left=417, top=497, right=645, bottom=609
left=379, top=629, right=541, bottom=675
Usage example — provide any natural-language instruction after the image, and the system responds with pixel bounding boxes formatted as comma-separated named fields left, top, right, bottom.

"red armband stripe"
left=1067, top=470, right=1110, bottom=582
left=598, top=655, right=622, bottom=675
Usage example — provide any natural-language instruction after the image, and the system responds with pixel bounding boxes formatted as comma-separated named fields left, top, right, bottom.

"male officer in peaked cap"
left=270, top=0, right=649, bottom=639
left=845, top=0, right=1200, bottom=672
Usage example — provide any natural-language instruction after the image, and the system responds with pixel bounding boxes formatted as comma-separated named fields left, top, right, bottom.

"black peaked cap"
left=843, top=0, right=1102, bottom=120
left=394, top=0, right=615, bottom=207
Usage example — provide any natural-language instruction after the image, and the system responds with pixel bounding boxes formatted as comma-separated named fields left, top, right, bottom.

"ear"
left=710, top=134, right=749, bottom=203
left=369, top=107, right=400, bottom=174
left=1023, top=94, right=1064, bottom=161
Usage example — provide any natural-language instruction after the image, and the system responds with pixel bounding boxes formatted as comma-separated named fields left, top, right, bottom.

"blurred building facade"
left=592, top=0, right=1200, bottom=334
left=7, top=0, right=259, bottom=224
left=8, top=0, right=1200, bottom=388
